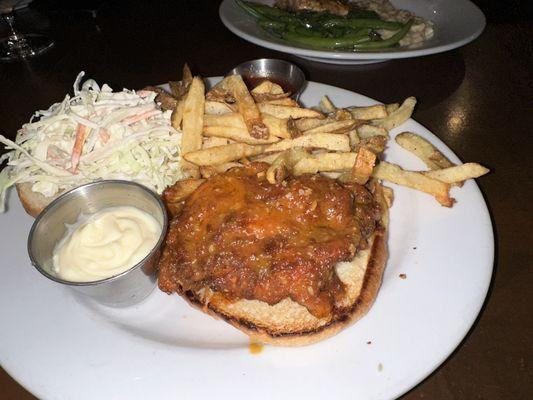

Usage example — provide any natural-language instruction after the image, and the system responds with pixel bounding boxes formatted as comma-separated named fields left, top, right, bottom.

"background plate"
left=219, top=0, right=486, bottom=64
left=0, top=78, right=494, bottom=400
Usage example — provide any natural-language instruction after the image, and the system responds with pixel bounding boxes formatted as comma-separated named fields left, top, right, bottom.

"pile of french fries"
left=158, top=65, right=488, bottom=207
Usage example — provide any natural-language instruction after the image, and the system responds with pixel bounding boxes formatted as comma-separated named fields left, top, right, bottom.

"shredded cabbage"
left=0, top=72, right=187, bottom=212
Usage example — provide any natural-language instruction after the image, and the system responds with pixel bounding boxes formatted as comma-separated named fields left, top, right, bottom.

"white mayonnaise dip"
left=52, top=206, right=161, bottom=282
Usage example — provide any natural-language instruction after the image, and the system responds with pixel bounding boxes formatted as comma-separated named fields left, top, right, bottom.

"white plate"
left=219, top=0, right=486, bottom=65
left=0, top=79, right=494, bottom=400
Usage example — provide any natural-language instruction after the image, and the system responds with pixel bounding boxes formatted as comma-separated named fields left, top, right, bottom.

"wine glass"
left=0, top=0, right=54, bottom=61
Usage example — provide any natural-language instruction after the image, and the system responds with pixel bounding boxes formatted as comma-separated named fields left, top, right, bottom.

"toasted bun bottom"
left=15, top=182, right=63, bottom=218
left=175, top=182, right=390, bottom=346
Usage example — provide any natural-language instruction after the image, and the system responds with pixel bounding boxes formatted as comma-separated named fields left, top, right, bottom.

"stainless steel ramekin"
left=27, top=180, right=168, bottom=307
left=226, top=58, right=306, bottom=98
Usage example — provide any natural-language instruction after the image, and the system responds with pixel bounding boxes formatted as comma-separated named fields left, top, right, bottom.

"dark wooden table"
left=1, top=1, right=531, bottom=399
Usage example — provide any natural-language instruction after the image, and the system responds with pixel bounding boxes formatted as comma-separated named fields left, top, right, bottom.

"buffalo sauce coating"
left=158, top=163, right=381, bottom=319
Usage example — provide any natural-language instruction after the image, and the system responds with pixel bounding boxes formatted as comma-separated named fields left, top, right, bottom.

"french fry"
left=204, top=112, right=286, bottom=139
left=357, top=124, right=389, bottom=139
left=266, top=148, right=309, bottom=184
left=252, top=152, right=283, bottom=164
left=204, top=101, right=233, bottom=115
left=182, top=63, right=193, bottom=83
left=181, top=77, right=205, bottom=177
left=372, top=161, right=453, bottom=207
left=202, top=136, right=231, bottom=148
left=165, top=73, right=485, bottom=210
left=358, top=135, right=388, bottom=154
left=200, top=162, right=243, bottom=178
left=294, top=117, right=334, bottom=131
left=258, top=103, right=323, bottom=119
left=163, top=178, right=205, bottom=203
left=371, top=97, right=416, bottom=130
left=251, top=80, right=284, bottom=95
left=293, top=152, right=357, bottom=175
left=348, top=129, right=360, bottom=149
left=263, top=98, right=298, bottom=106
left=261, top=113, right=291, bottom=139
left=381, top=186, right=394, bottom=208
left=333, top=108, right=353, bottom=121
left=265, top=133, right=350, bottom=153
left=203, top=126, right=279, bottom=145
left=349, top=147, right=377, bottom=185
left=348, top=104, right=388, bottom=120
left=171, top=100, right=184, bottom=130
left=184, top=143, right=266, bottom=166
left=205, top=82, right=236, bottom=105
left=319, top=95, right=336, bottom=113
left=266, top=156, right=288, bottom=184
left=303, top=119, right=359, bottom=135
left=423, top=163, right=489, bottom=183
left=253, top=93, right=291, bottom=103
left=287, top=117, right=301, bottom=138
left=336, top=171, right=352, bottom=183
left=162, top=177, right=205, bottom=218
left=250, top=80, right=272, bottom=94
left=169, top=63, right=193, bottom=100
left=199, top=166, right=216, bottom=178
left=182, top=77, right=205, bottom=153
left=395, top=132, right=454, bottom=170
left=223, top=75, right=268, bottom=139
left=386, top=103, right=400, bottom=114
left=203, top=113, right=280, bottom=143
left=203, top=112, right=243, bottom=128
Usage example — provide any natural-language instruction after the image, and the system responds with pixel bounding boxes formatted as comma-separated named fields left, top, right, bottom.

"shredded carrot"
left=47, top=147, right=60, bottom=160
left=122, top=109, right=161, bottom=125
left=99, top=129, right=110, bottom=144
left=69, top=124, right=88, bottom=173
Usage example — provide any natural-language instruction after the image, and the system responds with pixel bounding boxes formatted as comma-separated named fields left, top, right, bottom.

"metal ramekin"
left=27, top=180, right=168, bottom=307
left=226, top=58, right=306, bottom=99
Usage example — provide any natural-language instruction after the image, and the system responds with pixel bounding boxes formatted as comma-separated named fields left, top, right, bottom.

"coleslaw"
left=0, top=72, right=188, bottom=212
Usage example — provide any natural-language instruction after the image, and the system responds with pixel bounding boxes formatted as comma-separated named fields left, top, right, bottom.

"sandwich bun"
left=166, top=180, right=390, bottom=346
left=15, top=182, right=63, bottom=218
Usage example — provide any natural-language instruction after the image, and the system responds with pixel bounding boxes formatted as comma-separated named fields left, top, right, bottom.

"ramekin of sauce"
left=28, top=180, right=168, bottom=307
left=226, top=58, right=306, bottom=99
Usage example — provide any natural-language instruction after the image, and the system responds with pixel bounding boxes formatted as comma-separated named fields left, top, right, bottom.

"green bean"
left=282, top=29, right=373, bottom=49
left=235, top=0, right=295, bottom=22
left=237, top=0, right=415, bottom=51
left=346, top=9, right=380, bottom=19
left=295, top=11, right=335, bottom=28
left=322, top=18, right=404, bottom=31
left=292, top=26, right=326, bottom=38
left=353, top=19, right=413, bottom=50
left=235, top=0, right=263, bottom=19
left=258, top=19, right=286, bottom=36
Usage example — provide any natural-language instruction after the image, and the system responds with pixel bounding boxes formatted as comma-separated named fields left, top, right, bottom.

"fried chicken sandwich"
left=158, top=162, right=389, bottom=345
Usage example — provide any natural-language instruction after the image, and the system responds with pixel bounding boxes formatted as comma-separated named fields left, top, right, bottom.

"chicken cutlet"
left=158, top=163, right=381, bottom=319
left=275, top=0, right=351, bottom=16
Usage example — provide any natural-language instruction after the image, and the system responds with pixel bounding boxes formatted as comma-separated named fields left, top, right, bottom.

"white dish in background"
left=0, top=79, right=494, bottom=400
left=219, top=0, right=486, bottom=65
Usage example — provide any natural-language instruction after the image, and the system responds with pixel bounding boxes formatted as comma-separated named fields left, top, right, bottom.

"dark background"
left=0, top=1, right=531, bottom=399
